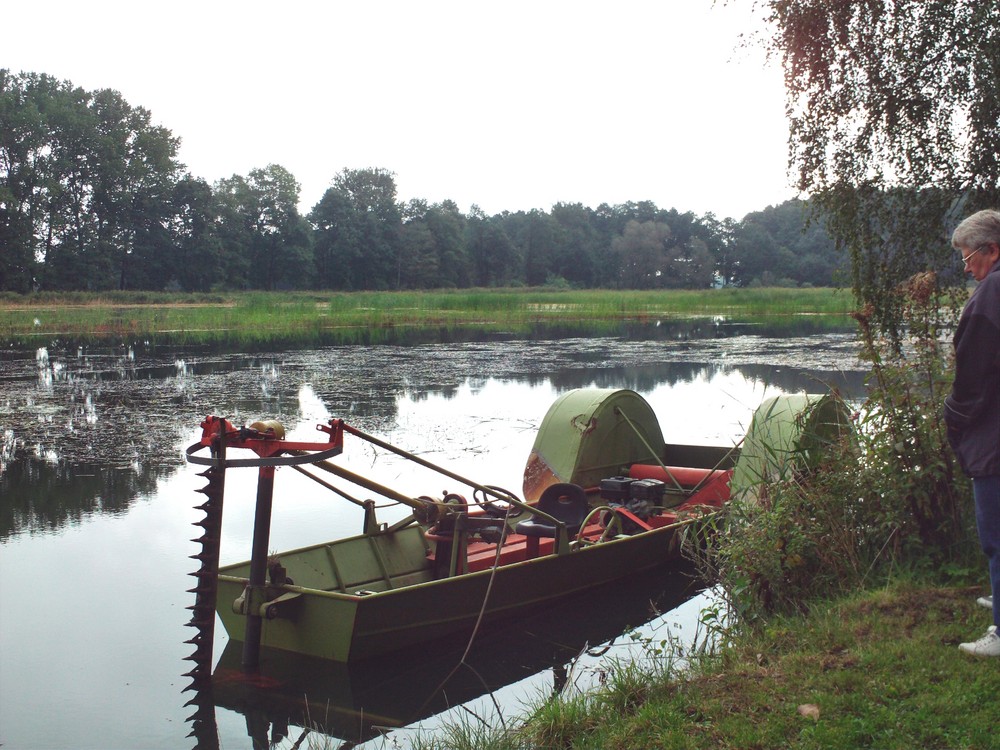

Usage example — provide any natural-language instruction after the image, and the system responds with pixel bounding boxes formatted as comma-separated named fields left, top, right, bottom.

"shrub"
left=704, top=272, right=976, bottom=622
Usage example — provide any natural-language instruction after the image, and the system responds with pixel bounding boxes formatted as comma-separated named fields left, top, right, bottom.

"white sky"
left=4, top=0, right=794, bottom=220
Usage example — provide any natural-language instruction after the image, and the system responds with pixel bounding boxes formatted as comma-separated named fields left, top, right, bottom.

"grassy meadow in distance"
left=0, top=288, right=855, bottom=348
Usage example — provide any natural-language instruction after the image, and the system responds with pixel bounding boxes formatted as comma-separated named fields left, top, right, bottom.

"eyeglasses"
left=962, top=245, right=989, bottom=266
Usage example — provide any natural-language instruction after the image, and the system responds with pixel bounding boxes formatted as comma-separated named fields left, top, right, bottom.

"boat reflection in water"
left=199, top=560, right=709, bottom=749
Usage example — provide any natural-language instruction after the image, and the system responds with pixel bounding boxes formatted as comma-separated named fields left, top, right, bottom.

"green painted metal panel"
left=523, top=388, right=665, bottom=499
left=731, top=392, right=851, bottom=495
left=216, top=525, right=434, bottom=660
left=214, top=514, right=698, bottom=662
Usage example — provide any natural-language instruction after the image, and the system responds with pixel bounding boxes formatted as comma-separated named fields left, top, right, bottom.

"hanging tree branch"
left=752, top=0, right=1000, bottom=346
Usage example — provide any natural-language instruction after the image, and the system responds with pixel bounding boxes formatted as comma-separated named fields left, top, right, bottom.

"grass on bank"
left=0, top=287, right=854, bottom=347
left=398, top=580, right=994, bottom=750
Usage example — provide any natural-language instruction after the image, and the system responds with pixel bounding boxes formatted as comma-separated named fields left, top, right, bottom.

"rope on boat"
left=417, top=502, right=513, bottom=730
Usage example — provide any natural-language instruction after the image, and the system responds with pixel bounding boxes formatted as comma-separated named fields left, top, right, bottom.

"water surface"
left=0, top=322, right=865, bottom=749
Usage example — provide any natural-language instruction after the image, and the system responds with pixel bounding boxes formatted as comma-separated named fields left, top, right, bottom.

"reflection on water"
left=196, top=560, right=710, bottom=749
left=1, top=323, right=864, bottom=539
left=0, top=322, right=867, bottom=750
left=0, top=459, right=161, bottom=538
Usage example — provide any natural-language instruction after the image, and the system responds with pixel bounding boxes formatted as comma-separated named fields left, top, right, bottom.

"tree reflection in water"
left=1, top=325, right=863, bottom=538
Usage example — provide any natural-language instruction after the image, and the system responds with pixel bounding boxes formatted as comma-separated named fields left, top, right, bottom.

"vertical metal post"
left=242, top=465, right=275, bottom=671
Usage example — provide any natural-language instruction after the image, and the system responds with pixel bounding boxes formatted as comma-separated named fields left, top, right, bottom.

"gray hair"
left=952, top=209, right=1000, bottom=250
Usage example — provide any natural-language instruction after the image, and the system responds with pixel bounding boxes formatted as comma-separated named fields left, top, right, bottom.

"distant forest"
left=0, top=70, right=846, bottom=294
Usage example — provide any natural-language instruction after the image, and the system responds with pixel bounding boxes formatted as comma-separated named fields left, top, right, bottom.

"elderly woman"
left=945, top=208, right=1000, bottom=657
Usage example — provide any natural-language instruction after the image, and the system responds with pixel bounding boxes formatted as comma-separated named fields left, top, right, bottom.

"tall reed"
left=0, top=287, right=853, bottom=348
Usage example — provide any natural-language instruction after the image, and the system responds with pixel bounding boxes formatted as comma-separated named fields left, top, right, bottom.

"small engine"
left=598, top=475, right=665, bottom=533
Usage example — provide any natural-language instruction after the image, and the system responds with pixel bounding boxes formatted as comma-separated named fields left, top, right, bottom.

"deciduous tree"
left=331, top=167, right=402, bottom=289
left=466, top=206, right=520, bottom=287
left=215, top=165, right=313, bottom=290
left=612, top=220, right=671, bottom=289
left=310, top=188, right=362, bottom=290
left=759, top=0, right=1000, bottom=339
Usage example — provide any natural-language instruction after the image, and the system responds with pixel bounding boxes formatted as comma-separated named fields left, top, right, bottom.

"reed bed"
left=0, top=287, right=854, bottom=347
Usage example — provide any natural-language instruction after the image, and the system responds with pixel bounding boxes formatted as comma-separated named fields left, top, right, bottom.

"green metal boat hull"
left=216, top=518, right=692, bottom=662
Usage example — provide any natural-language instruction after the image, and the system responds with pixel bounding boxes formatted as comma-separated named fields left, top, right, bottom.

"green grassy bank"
left=403, top=579, right=994, bottom=750
left=0, top=287, right=854, bottom=347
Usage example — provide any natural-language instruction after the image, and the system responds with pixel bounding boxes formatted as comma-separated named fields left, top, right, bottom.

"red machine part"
left=196, top=415, right=345, bottom=459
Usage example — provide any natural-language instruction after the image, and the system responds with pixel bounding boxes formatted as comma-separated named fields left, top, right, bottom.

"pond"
left=0, top=320, right=867, bottom=749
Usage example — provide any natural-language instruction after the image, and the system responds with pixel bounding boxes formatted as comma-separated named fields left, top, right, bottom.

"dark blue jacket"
left=945, top=262, right=1000, bottom=477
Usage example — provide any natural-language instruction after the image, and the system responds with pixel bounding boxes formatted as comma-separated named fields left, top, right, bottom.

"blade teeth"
left=185, top=482, right=223, bottom=699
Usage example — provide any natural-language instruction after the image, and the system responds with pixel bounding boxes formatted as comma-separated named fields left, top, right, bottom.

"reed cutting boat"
left=182, top=388, right=847, bottom=676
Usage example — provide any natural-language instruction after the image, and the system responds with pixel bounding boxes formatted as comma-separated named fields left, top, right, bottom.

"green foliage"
left=765, top=0, right=998, bottom=200
left=702, top=0, right=994, bottom=626
left=705, top=400, right=862, bottom=620
left=732, top=199, right=846, bottom=288
left=759, top=0, right=1000, bottom=344
left=613, top=219, right=674, bottom=288
left=705, top=274, right=974, bottom=622
left=820, top=188, right=967, bottom=351
left=213, top=164, right=314, bottom=291
left=848, top=273, right=972, bottom=551
left=405, top=713, right=525, bottom=750
left=3, top=68, right=849, bottom=294
left=1, top=70, right=184, bottom=292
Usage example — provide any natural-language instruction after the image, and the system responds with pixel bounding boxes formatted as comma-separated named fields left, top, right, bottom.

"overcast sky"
left=5, top=0, right=794, bottom=220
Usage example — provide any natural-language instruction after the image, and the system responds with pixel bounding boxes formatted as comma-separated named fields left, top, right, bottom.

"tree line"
left=1, top=70, right=845, bottom=294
